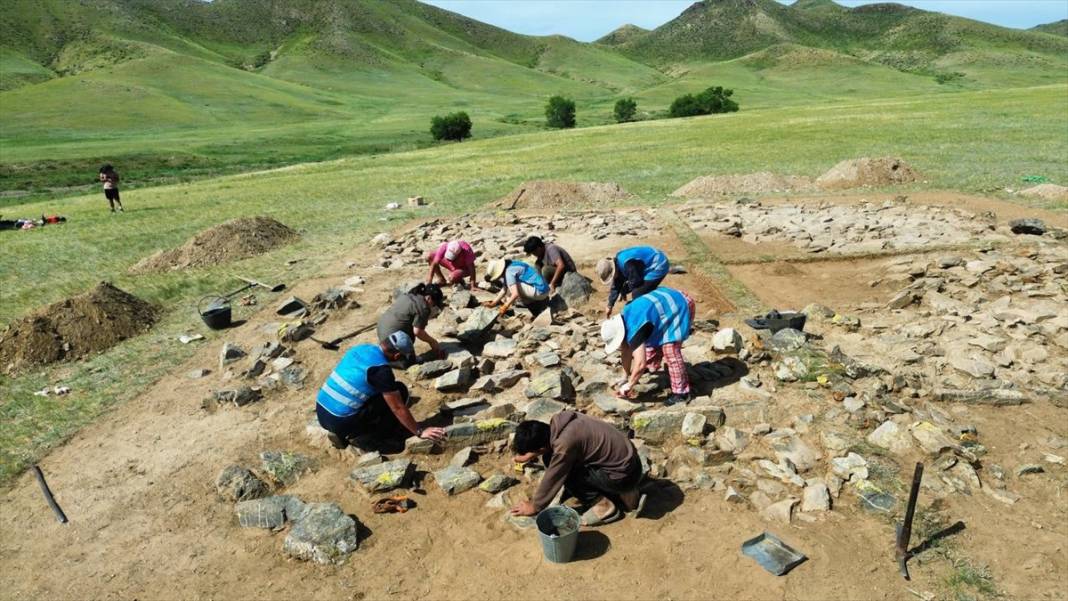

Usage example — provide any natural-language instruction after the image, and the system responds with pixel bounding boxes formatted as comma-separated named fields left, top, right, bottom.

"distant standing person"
left=98, top=164, right=123, bottom=212
left=596, top=245, right=669, bottom=318
left=523, top=236, right=576, bottom=297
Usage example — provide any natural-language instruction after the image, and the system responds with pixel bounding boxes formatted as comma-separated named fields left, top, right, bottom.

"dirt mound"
left=494, top=180, right=632, bottom=210
left=0, top=282, right=158, bottom=373
left=1020, top=183, right=1068, bottom=202
left=816, top=157, right=918, bottom=190
left=671, top=172, right=814, bottom=198
left=131, top=216, right=297, bottom=273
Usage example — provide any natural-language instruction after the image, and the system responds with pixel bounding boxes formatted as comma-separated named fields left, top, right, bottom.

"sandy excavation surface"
left=2, top=200, right=1067, bottom=601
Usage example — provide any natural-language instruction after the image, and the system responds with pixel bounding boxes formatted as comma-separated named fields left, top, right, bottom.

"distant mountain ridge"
left=1032, top=19, right=1068, bottom=37
left=613, top=0, right=1068, bottom=76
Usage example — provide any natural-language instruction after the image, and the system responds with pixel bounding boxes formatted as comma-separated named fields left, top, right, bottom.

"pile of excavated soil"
left=130, top=216, right=297, bottom=274
left=815, top=156, right=918, bottom=190
left=1020, top=183, right=1068, bottom=202
left=494, top=180, right=632, bottom=210
left=671, top=172, right=814, bottom=198
left=0, top=282, right=158, bottom=373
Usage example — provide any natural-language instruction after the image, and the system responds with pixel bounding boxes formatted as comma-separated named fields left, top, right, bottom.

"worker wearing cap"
left=427, top=240, right=477, bottom=290
left=482, top=258, right=549, bottom=314
left=600, top=287, right=696, bottom=406
left=596, top=246, right=670, bottom=319
left=316, top=331, right=446, bottom=451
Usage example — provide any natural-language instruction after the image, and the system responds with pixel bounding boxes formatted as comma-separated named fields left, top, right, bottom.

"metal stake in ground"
left=896, top=462, right=924, bottom=580
left=32, top=465, right=68, bottom=524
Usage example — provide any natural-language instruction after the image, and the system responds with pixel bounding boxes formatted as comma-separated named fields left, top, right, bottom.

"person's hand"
left=604, top=305, right=613, bottom=319
left=482, top=300, right=496, bottom=308
left=497, top=305, right=510, bottom=317
left=418, top=426, right=446, bottom=443
left=469, top=282, right=478, bottom=292
left=509, top=500, right=537, bottom=517
left=549, top=285, right=557, bottom=297
left=435, top=348, right=447, bottom=360
left=615, top=381, right=636, bottom=399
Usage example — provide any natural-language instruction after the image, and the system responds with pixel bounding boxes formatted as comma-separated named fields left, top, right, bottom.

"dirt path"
left=2, top=202, right=1066, bottom=600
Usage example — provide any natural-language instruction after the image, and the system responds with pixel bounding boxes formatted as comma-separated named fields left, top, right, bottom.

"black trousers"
left=316, top=382, right=409, bottom=442
left=630, top=275, right=666, bottom=300
left=562, top=456, right=643, bottom=507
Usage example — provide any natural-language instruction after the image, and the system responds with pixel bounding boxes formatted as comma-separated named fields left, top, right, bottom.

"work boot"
left=665, top=392, right=691, bottom=406
left=326, top=432, right=348, bottom=450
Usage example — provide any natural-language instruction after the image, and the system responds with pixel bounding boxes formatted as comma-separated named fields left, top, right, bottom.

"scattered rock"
left=282, top=503, right=359, bottom=565
left=259, top=451, right=315, bottom=486
left=712, top=328, right=743, bottom=353
left=681, top=413, right=708, bottom=438
left=412, top=360, right=454, bottom=380
left=479, top=474, right=518, bottom=493
left=1015, top=464, right=1044, bottom=477
left=767, top=328, right=806, bottom=353
left=235, top=495, right=307, bottom=529
left=557, top=272, right=594, bottom=308
left=761, top=498, right=798, bottom=524
left=434, top=367, right=474, bottom=392
left=631, top=406, right=725, bottom=444
left=214, top=386, right=261, bottom=407
left=219, top=342, right=246, bottom=371
left=350, top=459, right=413, bottom=493
left=866, top=421, right=913, bottom=455
left=801, top=483, right=831, bottom=512
left=216, top=465, right=270, bottom=502
left=434, top=466, right=482, bottom=495
left=524, top=370, right=574, bottom=401
left=1009, top=218, right=1047, bottom=236
left=449, top=447, right=475, bottom=468
left=483, top=339, right=518, bottom=358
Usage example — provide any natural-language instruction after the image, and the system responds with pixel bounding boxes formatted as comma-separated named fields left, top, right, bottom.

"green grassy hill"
left=1, top=0, right=1066, bottom=201
left=1032, top=20, right=1068, bottom=37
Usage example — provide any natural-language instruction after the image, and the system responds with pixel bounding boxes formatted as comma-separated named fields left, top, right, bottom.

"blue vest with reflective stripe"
left=616, top=246, right=669, bottom=281
left=316, top=344, right=388, bottom=417
left=508, top=261, right=549, bottom=295
left=622, top=287, right=692, bottom=348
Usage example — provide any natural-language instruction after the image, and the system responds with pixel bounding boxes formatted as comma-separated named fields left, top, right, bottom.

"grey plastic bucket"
left=536, top=505, right=580, bottom=563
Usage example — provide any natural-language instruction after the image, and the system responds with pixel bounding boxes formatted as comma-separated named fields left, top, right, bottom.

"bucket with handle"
left=535, top=505, right=580, bottom=563
left=198, top=295, right=232, bottom=330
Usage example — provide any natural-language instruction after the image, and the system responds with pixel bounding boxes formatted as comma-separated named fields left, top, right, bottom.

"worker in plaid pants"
left=600, top=287, right=696, bottom=406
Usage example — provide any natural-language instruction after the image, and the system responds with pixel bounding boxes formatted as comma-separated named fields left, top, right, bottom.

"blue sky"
left=422, top=1, right=1068, bottom=42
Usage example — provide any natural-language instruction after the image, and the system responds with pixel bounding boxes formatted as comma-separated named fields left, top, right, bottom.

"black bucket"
left=198, top=295, right=232, bottom=330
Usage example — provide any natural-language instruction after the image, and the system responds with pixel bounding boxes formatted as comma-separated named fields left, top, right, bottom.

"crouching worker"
left=316, top=331, right=446, bottom=452
left=427, top=240, right=477, bottom=290
left=600, top=286, right=695, bottom=405
left=523, top=236, right=576, bottom=297
left=596, top=245, right=670, bottom=318
left=377, top=283, right=447, bottom=362
left=482, top=258, right=549, bottom=315
left=509, top=411, right=645, bottom=526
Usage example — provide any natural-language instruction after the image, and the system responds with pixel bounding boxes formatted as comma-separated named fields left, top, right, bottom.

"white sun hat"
left=601, top=314, right=626, bottom=354
left=485, top=258, right=506, bottom=282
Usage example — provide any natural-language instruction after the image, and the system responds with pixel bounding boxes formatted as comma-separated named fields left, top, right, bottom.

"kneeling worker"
left=316, top=331, right=446, bottom=451
left=509, top=411, right=645, bottom=526
left=600, top=286, right=695, bottom=405
left=483, top=258, right=549, bottom=314
left=596, top=245, right=670, bottom=318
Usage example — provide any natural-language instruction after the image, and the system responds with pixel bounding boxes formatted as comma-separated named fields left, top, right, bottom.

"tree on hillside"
left=614, top=98, right=637, bottom=123
left=545, top=96, right=576, bottom=129
left=430, top=111, right=473, bottom=141
left=669, top=86, right=739, bottom=118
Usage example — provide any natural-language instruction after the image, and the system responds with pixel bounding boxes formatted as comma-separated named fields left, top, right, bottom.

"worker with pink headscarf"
left=427, top=240, right=477, bottom=290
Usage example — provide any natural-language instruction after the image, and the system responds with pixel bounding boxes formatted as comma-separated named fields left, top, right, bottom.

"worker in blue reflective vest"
left=482, top=258, right=550, bottom=314
left=596, top=246, right=670, bottom=318
left=601, top=286, right=696, bottom=406
left=316, top=331, right=446, bottom=451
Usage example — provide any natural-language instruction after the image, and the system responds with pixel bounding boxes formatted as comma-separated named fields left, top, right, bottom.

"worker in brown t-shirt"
left=509, top=411, right=645, bottom=526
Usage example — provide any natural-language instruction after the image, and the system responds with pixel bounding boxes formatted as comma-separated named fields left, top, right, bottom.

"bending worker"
left=523, top=236, right=576, bottom=297
left=600, top=286, right=695, bottom=406
left=427, top=240, right=477, bottom=290
left=377, top=283, right=447, bottom=361
left=482, top=258, right=549, bottom=315
left=596, top=245, right=670, bottom=318
left=508, top=411, right=645, bottom=527
left=316, top=331, right=446, bottom=451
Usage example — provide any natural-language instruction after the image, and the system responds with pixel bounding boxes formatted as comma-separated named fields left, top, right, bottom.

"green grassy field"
left=1, top=83, right=1066, bottom=482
